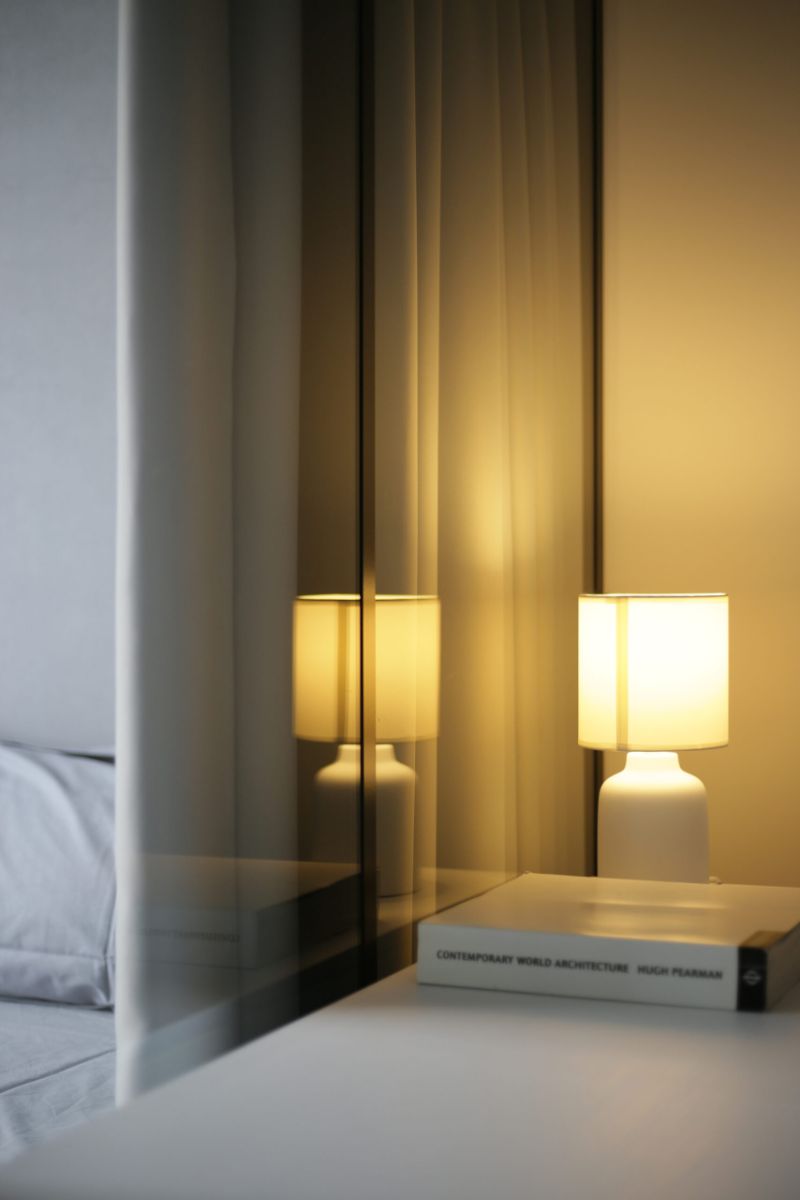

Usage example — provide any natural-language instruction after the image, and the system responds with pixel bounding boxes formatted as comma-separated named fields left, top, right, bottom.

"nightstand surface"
left=3, top=965, right=800, bottom=1199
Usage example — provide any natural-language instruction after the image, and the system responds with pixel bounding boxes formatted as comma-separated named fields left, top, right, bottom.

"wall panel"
left=603, top=0, right=800, bottom=884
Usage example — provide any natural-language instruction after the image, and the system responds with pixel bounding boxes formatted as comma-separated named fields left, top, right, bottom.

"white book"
left=417, top=873, right=800, bottom=1011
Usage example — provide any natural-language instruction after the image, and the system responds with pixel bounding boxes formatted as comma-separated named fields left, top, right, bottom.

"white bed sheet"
left=0, top=997, right=115, bottom=1165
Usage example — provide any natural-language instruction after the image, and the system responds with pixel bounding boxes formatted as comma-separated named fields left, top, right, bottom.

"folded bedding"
left=0, top=742, right=117, bottom=1162
left=0, top=997, right=115, bottom=1164
left=0, top=743, right=115, bottom=1006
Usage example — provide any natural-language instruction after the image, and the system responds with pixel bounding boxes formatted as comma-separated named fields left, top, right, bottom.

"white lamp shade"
left=293, top=595, right=440, bottom=743
left=578, top=594, right=729, bottom=751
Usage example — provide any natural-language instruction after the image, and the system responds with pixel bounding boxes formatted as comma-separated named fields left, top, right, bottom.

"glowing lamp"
left=579, top=594, right=728, bottom=882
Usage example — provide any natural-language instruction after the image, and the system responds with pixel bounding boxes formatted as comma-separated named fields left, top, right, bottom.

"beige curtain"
left=374, top=0, right=594, bottom=891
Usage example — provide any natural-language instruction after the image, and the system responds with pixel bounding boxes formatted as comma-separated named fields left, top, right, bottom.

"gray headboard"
left=0, top=0, right=117, bottom=751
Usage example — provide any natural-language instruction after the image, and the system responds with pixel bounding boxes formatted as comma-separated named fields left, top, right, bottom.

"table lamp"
left=293, top=594, right=440, bottom=896
left=578, top=593, right=728, bottom=883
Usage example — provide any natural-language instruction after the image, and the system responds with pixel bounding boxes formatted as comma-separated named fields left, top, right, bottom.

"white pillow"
left=0, top=744, right=115, bottom=1007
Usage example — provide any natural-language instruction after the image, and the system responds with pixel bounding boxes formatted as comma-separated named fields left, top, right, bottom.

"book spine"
left=736, top=942, right=769, bottom=1011
left=417, top=923, right=739, bottom=1010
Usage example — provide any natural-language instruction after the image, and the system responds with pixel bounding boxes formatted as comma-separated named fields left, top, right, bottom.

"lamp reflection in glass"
left=579, top=594, right=728, bottom=883
left=293, top=595, right=440, bottom=896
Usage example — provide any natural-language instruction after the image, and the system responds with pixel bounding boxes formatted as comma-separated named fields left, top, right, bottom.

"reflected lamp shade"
left=578, top=594, right=729, bottom=752
left=293, top=595, right=440, bottom=743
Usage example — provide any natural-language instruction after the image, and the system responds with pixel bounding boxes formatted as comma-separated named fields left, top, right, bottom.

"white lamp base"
left=313, top=744, right=415, bottom=898
left=598, top=751, right=709, bottom=883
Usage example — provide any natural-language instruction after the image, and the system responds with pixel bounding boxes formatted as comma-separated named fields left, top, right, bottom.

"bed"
left=0, top=999, right=115, bottom=1165
left=0, top=743, right=116, bottom=1165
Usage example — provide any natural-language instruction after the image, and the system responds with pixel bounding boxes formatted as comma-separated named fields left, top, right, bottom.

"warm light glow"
left=578, top=594, right=728, bottom=750
left=293, top=595, right=440, bottom=742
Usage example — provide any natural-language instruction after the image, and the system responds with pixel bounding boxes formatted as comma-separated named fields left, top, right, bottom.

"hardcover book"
left=416, top=873, right=800, bottom=1011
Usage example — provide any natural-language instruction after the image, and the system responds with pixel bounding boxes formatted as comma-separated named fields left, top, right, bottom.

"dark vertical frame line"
left=358, top=0, right=378, bottom=983
left=591, top=0, right=605, bottom=869
left=591, top=0, right=604, bottom=595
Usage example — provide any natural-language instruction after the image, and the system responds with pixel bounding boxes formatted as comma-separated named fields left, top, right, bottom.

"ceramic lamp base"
left=313, top=744, right=415, bottom=897
left=598, top=751, right=709, bottom=883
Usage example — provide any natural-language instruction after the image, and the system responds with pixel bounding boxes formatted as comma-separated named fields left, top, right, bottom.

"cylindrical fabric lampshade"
left=293, top=595, right=440, bottom=742
left=578, top=594, right=728, bottom=751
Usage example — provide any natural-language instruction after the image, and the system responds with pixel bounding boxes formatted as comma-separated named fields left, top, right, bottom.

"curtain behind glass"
left=373, top=0, right=594, bottom=953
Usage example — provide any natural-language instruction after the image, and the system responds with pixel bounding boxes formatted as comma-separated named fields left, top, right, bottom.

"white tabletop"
left=3, top=965, right=800, bottom=1199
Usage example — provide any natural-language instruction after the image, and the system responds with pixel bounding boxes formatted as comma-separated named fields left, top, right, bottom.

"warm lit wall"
left=603, top=0, right=800, bottom=884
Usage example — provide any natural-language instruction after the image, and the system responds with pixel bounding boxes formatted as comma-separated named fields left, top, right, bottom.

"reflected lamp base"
left=313, top=743, right=415, bottom=897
